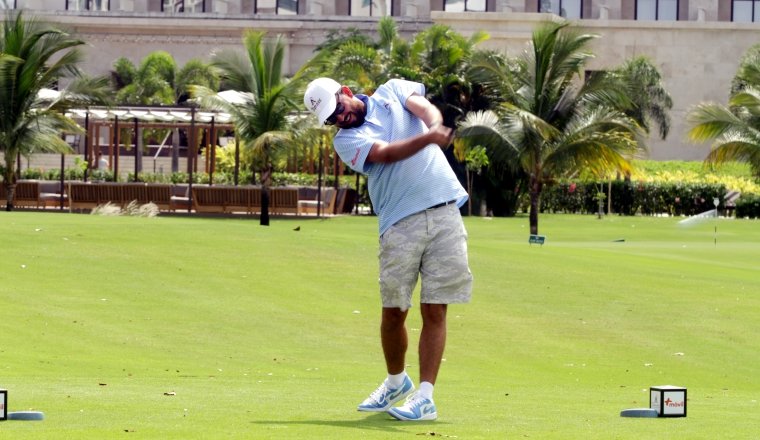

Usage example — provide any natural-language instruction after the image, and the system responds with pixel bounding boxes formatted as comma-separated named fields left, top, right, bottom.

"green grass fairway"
left=1, top=212, right=758, bottom=439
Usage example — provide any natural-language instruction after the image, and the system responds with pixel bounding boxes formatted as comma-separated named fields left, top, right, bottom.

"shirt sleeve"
left=332, top=79, right=426, bottom=175
left=386, top=79, right=425, bottom=108
left=333, top=129, right=373, bottom=174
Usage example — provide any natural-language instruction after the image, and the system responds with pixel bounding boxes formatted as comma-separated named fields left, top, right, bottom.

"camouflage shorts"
left=378, top=203, right=473, bottom=310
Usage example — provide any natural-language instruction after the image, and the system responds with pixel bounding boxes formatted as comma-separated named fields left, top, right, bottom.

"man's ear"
left=341, top=85, right=354, bottom=97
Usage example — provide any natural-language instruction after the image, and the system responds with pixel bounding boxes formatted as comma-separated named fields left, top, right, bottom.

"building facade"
left=6, top=0, right=760, bottom=159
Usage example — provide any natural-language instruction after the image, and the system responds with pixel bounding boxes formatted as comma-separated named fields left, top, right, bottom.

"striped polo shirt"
left=333, top=79, right=468, bottom=235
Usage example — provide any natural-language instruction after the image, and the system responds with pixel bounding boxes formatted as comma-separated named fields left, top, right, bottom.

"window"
left=162, top=0, right=205, bottom=12
left=350, top=0, right=392, bottom=16
left=66, top=0, right=110, bottom=10
left=444, top=0, right=486, bottom=12
left=539, top=0, right=582, bottom=19
left=255, top=0, right=298, bottom=14
left=636, top=0, right=678, bottom=20
left=733, top=0, right=760, bottom=21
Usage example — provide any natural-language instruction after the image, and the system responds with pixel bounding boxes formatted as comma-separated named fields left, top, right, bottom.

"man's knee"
left=421, top=303, right=447, bottom=326
left=382, top=307, right=408, bottom=330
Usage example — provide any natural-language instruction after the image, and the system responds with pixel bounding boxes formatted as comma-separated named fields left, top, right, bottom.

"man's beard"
left=344, top=110, right=366, bottom=129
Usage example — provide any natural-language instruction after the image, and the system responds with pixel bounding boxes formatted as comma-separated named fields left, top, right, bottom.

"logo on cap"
left=310, top=98, right=320, bottom=112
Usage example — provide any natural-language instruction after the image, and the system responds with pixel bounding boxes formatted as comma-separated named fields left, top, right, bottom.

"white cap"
left=304, top=78, right=341, bottom=124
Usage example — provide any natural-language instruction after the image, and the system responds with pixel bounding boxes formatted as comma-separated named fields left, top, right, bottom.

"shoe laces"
left=369, top=382, right=390, bottom=402
left=404, top=391, right=429, bottom=408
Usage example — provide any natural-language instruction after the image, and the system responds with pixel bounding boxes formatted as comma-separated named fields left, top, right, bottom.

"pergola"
left=34, top=90, right=353, bottom=216
left=65, top=104, right=238, bottom=184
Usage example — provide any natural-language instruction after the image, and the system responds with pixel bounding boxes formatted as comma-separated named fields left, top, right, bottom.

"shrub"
left=735, top=194, right=760, bottom=218
left=90, top=169, right=115, bottom=182
left=170, top=172, right=190, bottom=184
left=132, top=172, right=172, bottom=183
left=21, top=168, right=44, bottom=179
left=540, top=180, right=727, bottom=216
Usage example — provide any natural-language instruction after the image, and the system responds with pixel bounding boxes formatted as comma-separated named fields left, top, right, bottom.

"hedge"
left=537, top=181, right=729, bottom=217
left=735, top=194, right=760, bottom=218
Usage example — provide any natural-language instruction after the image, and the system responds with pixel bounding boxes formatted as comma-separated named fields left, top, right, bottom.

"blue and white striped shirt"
left=333, top=79, right=468, bottom=235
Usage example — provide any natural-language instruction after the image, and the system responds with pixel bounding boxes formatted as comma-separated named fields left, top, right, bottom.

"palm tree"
left=318, top=16, right=405, bottom=93
left=175, top=59, right=220, bottom=103
left=0, top=12, right=106, bottom=210
left=610, top=55, right=673, bottom=140
left=457, top=21, right=643, bottom=234
left=686, top=44, right=760, bottom=177
left=404, top=24, right=490, bottom=127
left=192, top=30, right=314, bottom=225
left=321, top=18, right=490, bottom=126
left=113, top=52, right=219, bottom=105
left=113, top=51, right=177, bottom=105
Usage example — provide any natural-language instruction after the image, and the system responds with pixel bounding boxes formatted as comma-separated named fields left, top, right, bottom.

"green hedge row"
left=536, top=181, right=730, bottom=217
left=17, top=166, right=357, bottom=188
left=735, top=194, right=760, bottom=218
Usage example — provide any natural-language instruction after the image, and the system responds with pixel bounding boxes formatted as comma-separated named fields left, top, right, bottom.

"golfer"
left=303, top=77, right=473, bottom=421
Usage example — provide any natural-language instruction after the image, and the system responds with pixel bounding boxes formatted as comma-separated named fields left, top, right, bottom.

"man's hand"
left=427, top=124, right=455, bottom=149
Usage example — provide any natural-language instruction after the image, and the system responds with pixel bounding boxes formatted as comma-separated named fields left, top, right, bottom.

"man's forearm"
left=367, top=124, right=454, bottom=164
left=407, top=94, right=443, bottom=128
left=419, top=105, right=443, bottom=129
left=367, top=133, right=434, bottom=164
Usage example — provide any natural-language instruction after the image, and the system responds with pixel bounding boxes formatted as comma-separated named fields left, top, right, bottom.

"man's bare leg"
left=385, top=303, right=446, bottom=421
left=381, top=307, right=409, bottom=374
left=419, top=303, right=447, bottom=385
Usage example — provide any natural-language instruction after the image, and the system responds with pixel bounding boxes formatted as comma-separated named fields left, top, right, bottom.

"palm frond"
left=563, top=106, right=641, bottom=142
left=58, top=75, right=113, bottom=108
left=578, top=70, right=633, bottom=112
left=704, top=133, right=760, bottom=170
left=687, top=102, right=748, bottom=141
left=331, top=41, right=381, bottom=87
left=729, top=87, right=760, bottom=116
left=732, top=43, right=760, bottom=93
left=189, top=85, right=244, bottom=114
left=248, top=130, right=291, bottom=157
left=466, top=50, right=518, bottom=105
left=13, top=108, right=80, bottom=156
left=502, top=102, right=562, bottom=145
left=212, top=49, right=254, bottom=92
left=175, top=59, right=220, bottom=99
left=467, top=29, right=490, bottom=47
left=456, top=110, right=520, bottom=170
left=377, top=16, right=397, bottom=53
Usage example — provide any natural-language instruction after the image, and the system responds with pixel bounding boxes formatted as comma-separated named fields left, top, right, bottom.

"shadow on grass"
left=250, top=412, right=447, bottom=435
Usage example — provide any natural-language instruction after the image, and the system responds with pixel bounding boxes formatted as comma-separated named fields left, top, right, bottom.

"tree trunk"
left=171, top=128, right=180, bottom=173
left=4, top=181, right=15, bottom=212
left=529, top=175, right=541, bottom=235
left=260, top=187, right=270, bottom=226
left=3, top=157, right=16, bottom=211
left=260, top=164, right=271, bottom=226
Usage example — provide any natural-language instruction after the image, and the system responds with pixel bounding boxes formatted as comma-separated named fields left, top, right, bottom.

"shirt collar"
left=357, top=94, right=370, bottom=116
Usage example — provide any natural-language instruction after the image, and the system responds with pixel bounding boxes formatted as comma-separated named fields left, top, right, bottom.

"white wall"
left=433, top=12, right=757, bottom=160
left=7, top=2, right=757, bottom=161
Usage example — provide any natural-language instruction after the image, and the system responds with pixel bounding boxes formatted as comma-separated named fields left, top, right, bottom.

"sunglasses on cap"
left=324, top=93, right=344, bottom=126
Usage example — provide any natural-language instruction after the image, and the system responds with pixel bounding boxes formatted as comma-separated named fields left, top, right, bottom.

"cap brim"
left=317, top=93, right=338, bottom=125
